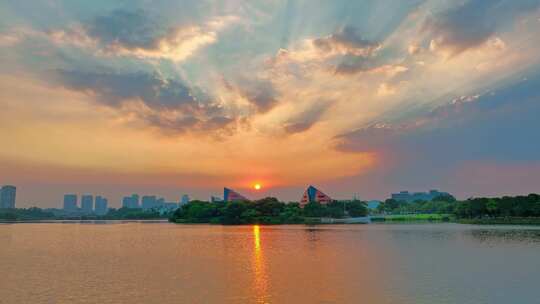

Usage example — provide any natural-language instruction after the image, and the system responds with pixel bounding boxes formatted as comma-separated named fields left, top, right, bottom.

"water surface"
left=1, top=223, right=539, bottom=304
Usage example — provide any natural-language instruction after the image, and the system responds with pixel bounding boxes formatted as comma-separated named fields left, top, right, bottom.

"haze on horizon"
left=1, top=0, right=540, bottom=207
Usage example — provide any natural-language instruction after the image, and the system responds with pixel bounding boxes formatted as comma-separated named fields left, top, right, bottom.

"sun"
left=254, top=183, right=262, bottom=190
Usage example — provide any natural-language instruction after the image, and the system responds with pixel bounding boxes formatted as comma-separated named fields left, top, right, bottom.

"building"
left=156, top=198, right=165, bottom=208
left=211, top=196, right=222, bottom=203
left=391, top=190, right=451, bottom=203
left=81, top=195, right=94, bottom=214
left=0, top=185, right=16, bottom=209
left=63, top=194, right=78, bottom=212
left=95, top=196, right=108, bottom=215
left=122, top=194, right=140, bottom=209
left=300, top=185, right=333, bottom=206
left=181, top=194, right=190, bottom=205
left=223, top=188, right=248, bottom=202
left=141, top=195, right=157, bottom=210
left=367, top=200, right=382, bottom=210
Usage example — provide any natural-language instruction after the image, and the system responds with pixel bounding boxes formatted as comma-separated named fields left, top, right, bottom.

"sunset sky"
left=1, top=0, right=540, bottom=207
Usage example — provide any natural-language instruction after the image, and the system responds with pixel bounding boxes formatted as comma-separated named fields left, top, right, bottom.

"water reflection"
left=467, top=228, right=540, bottom=244
left=251, top=225, right=269, bottom=303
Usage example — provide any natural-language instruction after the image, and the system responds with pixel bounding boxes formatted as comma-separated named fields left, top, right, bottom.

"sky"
left=1, top=0, right=540, bottom=207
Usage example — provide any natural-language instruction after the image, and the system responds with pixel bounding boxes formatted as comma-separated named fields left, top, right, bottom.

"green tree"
left=347, top=200, right=368, bottom=217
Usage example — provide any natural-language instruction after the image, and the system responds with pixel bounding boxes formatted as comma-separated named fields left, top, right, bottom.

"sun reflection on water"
left=252, top=225, right=269, bottom=303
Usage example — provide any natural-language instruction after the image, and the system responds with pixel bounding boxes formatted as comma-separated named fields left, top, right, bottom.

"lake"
left=1, top=222, right=539, bottom=303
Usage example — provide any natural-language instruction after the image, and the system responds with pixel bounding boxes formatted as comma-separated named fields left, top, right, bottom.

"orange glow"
left=254, top=183, right=262, bottom=190
left=253, top=225, right=261, bottom=250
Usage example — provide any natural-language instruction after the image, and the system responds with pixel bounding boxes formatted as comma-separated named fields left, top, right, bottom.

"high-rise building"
left=122, top=194, right=140, bottom=209
left=181, top=194, right=190, bottom=205
left=141, top=196, right=157, bottom=210
left=63, top=194, right=78, bottom=212
left=81, top=195, right=94, bottom=214
left=156, top=197, right=165, bottom=208
left=95, top=196, right=108, bottom=215
left=0, top=185, right=16, bottom=209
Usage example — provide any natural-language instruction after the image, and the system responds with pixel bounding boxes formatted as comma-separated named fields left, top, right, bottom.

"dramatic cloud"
left=313, top=26, right=381, bottom=57
left=283, top=100, right=331, bottom=134
left=45, top=9, right=238, bottom=62
left=86, top=9, right=163, bottom=50
left=335, top=73, right=540, bottom=190
left=54, top=69, right=234, bottom=133
left=422, top=0, right=540, bottom=55
left=55, top=70, right=199, bottom=109
left=225, top=78, right=280, bottom=114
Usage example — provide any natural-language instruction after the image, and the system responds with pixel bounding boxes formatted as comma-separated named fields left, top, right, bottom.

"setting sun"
left=254, top=183, right=262, bottom=190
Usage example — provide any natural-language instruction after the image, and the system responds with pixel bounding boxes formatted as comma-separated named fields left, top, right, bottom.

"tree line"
left=169, top=197, right=368, bottom=225
left=376, top=194, right=540, bottom=219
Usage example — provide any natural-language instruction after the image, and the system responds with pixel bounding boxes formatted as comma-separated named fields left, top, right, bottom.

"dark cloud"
left=335, top=124, right=402, bottom=152
left=143, top=112, right=234, bottom=134
left=335, top=72, right=540, bottom=187
left=334, top=55, right=379, bottom=75
left=311, top=26, right=385, bottom=75
left=55, top=70, right=198, bottom=110
left=283, top=101, right=331, bottom=134
left=422, top=0, right=540, bottom=55
left=231, top=78, right=279, bottom=113
left=86, top=9, right=164, bottom=50
left=313, top=26, right=380, bottom=55
left=55, top=69, right=235, bottom=133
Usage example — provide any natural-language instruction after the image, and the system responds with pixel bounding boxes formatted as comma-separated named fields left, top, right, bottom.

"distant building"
left=211, top=196, right=222, bottom=203
left=122, top=194, right=140, bottom=209
left=0, top=185, right=16, bottom=209
left=181, top=194, right=190, bottom=205
left=141, top=195, right=157, bottom=210
left=81, top=195, right=94, bottom=214
left=391, top=190, right=451, bottom=203
left=156, top=198, right=165, bottom=208
left=300, top=185, right=333, bottom=206
left=63, top=194, right=78, bottom=212
left=367, top=200, right=382, bottom=209
left=223, top=188, right=248, bottom=202
left=95, top=196, right=108, bottom=215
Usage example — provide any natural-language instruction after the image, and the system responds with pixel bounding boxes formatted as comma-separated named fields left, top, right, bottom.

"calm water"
left=1, top=223, right=540, bottom=304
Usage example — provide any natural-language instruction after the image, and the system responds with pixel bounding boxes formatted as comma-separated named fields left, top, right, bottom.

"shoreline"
left=3, top=217, right=540, bottom=226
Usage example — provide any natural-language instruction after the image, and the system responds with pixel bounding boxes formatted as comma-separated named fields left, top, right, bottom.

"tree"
left=303, top=202, right=324, bottom=217
left=221, top=202, right=247, bottom=224
left=347, top=200, right=368, bottom=217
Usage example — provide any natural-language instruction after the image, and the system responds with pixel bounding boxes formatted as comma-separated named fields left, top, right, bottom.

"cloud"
left=282, top=100, right=331, bottom=134
left=55, top=70, right=198, bottom=109
left=422, top=0, right=540, bottom=55
left=313, top=26, right=381, bottom=57
left=335, top=72, right=540, bottom=190
left=54, top=69, right=236, bottom=133
left=46, top=9, right=238, bottom=62
left=335, top=124, right=404, bottom=153
left=225, top=77, right=280, bottom=114
left=86, top=9, right=162, bottom=50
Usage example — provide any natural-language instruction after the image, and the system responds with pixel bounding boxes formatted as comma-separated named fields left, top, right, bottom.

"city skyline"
left=2, top=0, right=540, bottom=208
left=1, top=182, right=463, bottom=209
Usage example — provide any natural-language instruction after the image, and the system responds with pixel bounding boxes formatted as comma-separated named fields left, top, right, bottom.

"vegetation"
left=97, top=208, right=166, bottom=220
left=374, top=193, right=540, bottom=225
left=371, top=214, right=452, bottom=222
left=0, top=207, right=56, bottom=221
left=376, top=197, right=456, bottom=215
left=169, top=197, right=368, bottom=225
left=0, top=207, right=168, bottom=221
